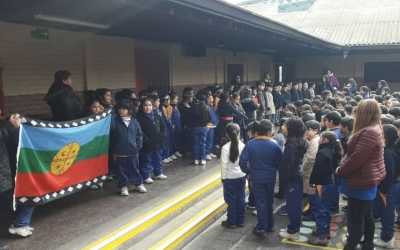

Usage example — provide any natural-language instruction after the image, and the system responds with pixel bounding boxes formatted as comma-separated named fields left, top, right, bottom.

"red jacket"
left=337, top=124, right=386, bottom=188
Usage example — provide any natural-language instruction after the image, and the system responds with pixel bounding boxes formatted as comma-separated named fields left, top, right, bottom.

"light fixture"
left=261, top=49, right=276, bottom=53
left=34, top=14, right=110, bottom=29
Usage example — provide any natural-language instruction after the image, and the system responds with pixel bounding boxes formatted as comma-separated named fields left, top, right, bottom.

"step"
left=128, top=187, right=226, bottom=250
left=57, top=167, right=221, bottom=250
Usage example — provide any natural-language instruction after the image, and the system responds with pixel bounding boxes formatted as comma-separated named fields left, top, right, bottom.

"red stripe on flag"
left=15, top=154, right=108, bottom=197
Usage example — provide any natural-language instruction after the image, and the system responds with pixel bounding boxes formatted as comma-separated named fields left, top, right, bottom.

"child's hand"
left=9, top=113, right=21, bottom=128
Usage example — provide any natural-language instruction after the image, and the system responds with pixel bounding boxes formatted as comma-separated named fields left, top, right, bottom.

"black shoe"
left=253, top=227, right=268, bottom=238
left=236, top=223, right=245, bottom=227
left=308, top=234, right=329, bottom=246
left=274, top=192, right=285, bottom=199
left=221, top=221, right=236, bottom=228
left=342, top=195, right=348, bottom=201
left=245, top=203, right=255, bottom=209
left=266, top=227, right=275, bottom=232
left=302, top=214, right=315, bottom=221
left=312, top=230, right=331, bottom=239
left=330, top=210, right=339, bottom=216
left=361, top=242, right=375, bottom=250
left=0, top=244, right=9, bottom=250
left=341, top=205, right=348, bottom=211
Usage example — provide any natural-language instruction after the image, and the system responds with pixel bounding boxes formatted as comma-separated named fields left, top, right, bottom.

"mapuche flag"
left=15, top=110, right=112, bottom=205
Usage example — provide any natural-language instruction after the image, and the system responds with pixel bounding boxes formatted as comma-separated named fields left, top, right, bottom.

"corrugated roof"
left=241, top=0, right=400, bottom=46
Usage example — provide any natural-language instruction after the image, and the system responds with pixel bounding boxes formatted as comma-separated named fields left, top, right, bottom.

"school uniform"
left=265, top=91, right=275, bottom=121
left=256, top=90, right=267, bottom=120
left=110, top=114, right=144, bottom=188
left=302, top=135, right=320, bottom=215
left=302, top=89, right=311, bottom=100
left=170, top=104, right=181, bottom=155
left=314, top=109, right=322, bottom=123
left=188, top=103, right=211, bottom=161
left=362, top=93, right=370, bottom=99
left=341, top=132, right=352, bottom=155
left=297, top=89, right=303, bottom=101
left=206, top=104, right=218, bottom=155
left=216, top=102, right=247, bottom=145
left=239, top=137, right=283, bottom=231
left=160, top=104, right=173, bottom=160
left=221, top=141, right=246, bottom=226
left=349, top=85, right=357, bottom=95
left=272, top=91, right=282, bottom=124
left=309, top=143, right=336, bottom=236
left=178, top=101, right=192, bottom=153
left=329, top=127, right=342, bottom=213
left=136, top=111, right=167, bottom=179
left=290, top=89, right=299, bottom=103
left=281, top=90, right=291, bottom=108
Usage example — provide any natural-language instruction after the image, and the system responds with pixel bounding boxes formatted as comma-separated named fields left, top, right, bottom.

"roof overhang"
left=0, top=0, right=344, bottom=57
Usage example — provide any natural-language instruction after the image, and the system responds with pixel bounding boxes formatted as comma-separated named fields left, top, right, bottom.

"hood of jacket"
left=43, top=83, right=75, bottom=103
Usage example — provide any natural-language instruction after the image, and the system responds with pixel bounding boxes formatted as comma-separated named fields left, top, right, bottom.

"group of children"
left=219, top=78, right=400, bottom=249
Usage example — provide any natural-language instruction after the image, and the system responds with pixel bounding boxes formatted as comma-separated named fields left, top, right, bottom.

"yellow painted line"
left=83, top=172, right=221, bottom=250
left=281, top=238, right=340, bottom=250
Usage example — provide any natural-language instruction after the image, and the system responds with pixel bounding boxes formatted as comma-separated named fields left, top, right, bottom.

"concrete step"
left=128, top=187, right=226, bottom=250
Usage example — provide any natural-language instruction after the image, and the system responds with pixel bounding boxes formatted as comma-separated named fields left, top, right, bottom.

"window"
left=364, top=61, right=400, bottom=83
left=279, top=66, right=283, bottom=82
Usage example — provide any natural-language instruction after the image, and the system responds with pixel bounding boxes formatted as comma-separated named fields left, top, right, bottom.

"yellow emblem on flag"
left=50, top=142, right=80, bottom=175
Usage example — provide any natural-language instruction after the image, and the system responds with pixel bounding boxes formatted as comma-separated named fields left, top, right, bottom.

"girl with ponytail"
left=220, top=123, right=246, bottom=228
left=308, top=131, right=343, bottom=246
left=372, top=124, right=400, bottom=248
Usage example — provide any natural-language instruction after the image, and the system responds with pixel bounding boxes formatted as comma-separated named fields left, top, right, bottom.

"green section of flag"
left=17, top=135, right=109, bottom=174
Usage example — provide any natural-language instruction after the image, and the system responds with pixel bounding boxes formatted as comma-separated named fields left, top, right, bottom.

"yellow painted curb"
left=281, top=238, right=340, bottom=250
left=84, top=172, right=221, bottom=250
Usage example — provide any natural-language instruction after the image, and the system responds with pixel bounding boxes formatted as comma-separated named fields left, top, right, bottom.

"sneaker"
left=9, top=225, right=33, bottom=237
left=245, top=203, right=255, bottom=209
left=120, top=187, right=129, bottom=196
left=107, top=175, right=113, bottom=181
left=342, top=237, right=361, bottom=250
left=343, top=195, right=348, bottom=200
left=134, top=184, right=147, bottom=193
left=214, top=145, right=221, bottom=150
left=236, top=223, right=245, bottom=227
left=302, top=214, right=315, bottom=221
left=330, top=210, right=339, bottom=216
left=221, top=221, right=236, bottom=228
left=26, top=225, right=34, bottom=231
left=278, top=207, right=288, bottom=216
left=373, top=217, right=381, bottom=222
left=308, top=234, right=329, bottom=246
left=252, top=210, right=257, bottom=216
left=98, top=182, right=103, bottom=188
left=274, top=192, right=285, bottom=199
left=0, top=243, right=9, bottom=250
left=253, top=227, right=268, bottom=238
left=194, top=160, right=199, bottom=165
left=312, top=230, right=331, bottom=239
left=394, top=221, right=400, bottom=229
left=144, top=178, right=154, bottom=184
left=174, top=152, right=182, bottom=157
left=166, top=157, right=173, bottom=162
left=206, top=155, right=213, bottom=161
left=90, top=185, right=99, bottom=190
left=170, top=155, right=177, bottom=160
left=200, top=160, right=206, bottom=165
left=279, top=230, right=299, bottom=241
left=154, top=174, right=168, bottom=180
left=341, top=205, right=348, bottom=211
left=373, top=237, right=395, bottom=249
left=162, top=159, right=170, bottom=164
left=210, top=153, right=217, bottom=158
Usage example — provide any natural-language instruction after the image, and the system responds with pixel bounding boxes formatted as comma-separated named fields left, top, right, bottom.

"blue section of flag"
left=20, top=115, right=111, bottom=151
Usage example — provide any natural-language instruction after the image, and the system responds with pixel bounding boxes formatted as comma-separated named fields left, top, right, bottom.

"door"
left=134, top=48, right=170, bottom=94
left=227, top=63, right=244, bottom=86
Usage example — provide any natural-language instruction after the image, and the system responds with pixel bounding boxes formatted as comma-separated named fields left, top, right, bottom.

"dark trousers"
left=285, top=181, right=303, bottom=234
left=252, top=181, right=275, bottom=230
left=179, top=127, right=193, bottom=153
left=308, top=194, right=316, bottom=213
left=330, top=172, right=341, bottom=212
left=139, top=150, right=163, bottom=179
left=162, top=130, right=171, bottom=160
left=170, top=129, right=180, bottom=154
left=247, top=175, right=255, bottom=206
left=192, top=127, right=207, bottom=160
left=206, top=128, right=214, bottom=155
left=256, top=111, right=264, bottom=121
left=347, top=197, right=375, bottom=249
left=314, top=184, right=334, bottom=235
left=223, top=177, right=246, bottom=225
left=13, top=205, right=35, bottom=227
left=108, top=152, right=116, bottom=176
left=115, top=156, right=142, bottom=188
left=373, top=183, right=400, bottom=241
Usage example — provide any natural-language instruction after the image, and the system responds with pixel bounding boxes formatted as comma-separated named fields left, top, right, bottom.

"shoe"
left=154, top=174, right=168, bottom=180
left=9, top=225, right=33, bottom=237
left=341, top=205, right=348, bottom=211
left=236, top=223, right=245, bottom=227
left=308, top=234, right=329, bottom=246
left=266, top=227, right=275, bottom=232
left=253, top=227, right=268, bottom=238
left=200, top=160, right=206, bottom=165
left=330, top=210, right=339, bottom=216
left=373, top=217, right=381, bottom=222
left=174, top=152, right=182, bottom=157
left=343, top=195, right=348, bottom=200
left=210, top=153, right=217, bottom=158
left=120, top=187, right=129, bottom=196
left=90, top=185, right=99, bottom=190
left=107, top=175, right=113, bottom=181
left=274, top=192, right=285, bottom=199
left=170, top=155, right=177, bottom=160
left=221, top=221, right=236, bottom=228
left=252, top=210, right=257, bottom=216
left=144, top=178, right=154, bottom=184
left=133, top=184, right=147, bottom=193
left=373, top=237, right=394, bottom=249
left=394, top=221, right=400, bottom=229
left=206, top=155, right=213, bottom=161
left=162, top=159, right=170, bottom=164
left=278, top=207, right=288, bottom=216
left=303, top=214, right=315, bottom=221
left=214, top=145, right=221, bottom=150
left=245, top=203, right=255, bottom=209
left=279, top=230, right=299, bottom=241
left=312, top=230, right=331, bottom=239
left=342, top=237, right=361, bottom=250
left=361, top=242, right=377, bottom=250
left=194, top=160, right=199, bottom=165
left=26, top=225, right=34, bottom=231
left=166, top=157, right=173, bottom=162
left=98, top=182, right=103, bottom=188
left=0, top=243, right=9, bottom=250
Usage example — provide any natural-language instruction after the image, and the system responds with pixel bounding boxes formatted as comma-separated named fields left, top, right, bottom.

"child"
left=312, top=100, right=322, bottom=122
left=251, top=86, right=259, bottom=104
left=302, top=120, right=321, bottom=222
left=265, top=84, right=275, bottom=121
left=340, top=116, right=354, bottom=155
left=360, top=86, right=370, bottom=99
left=231, top=93, right=246, bottom=138
left=256, top=81, right=267, bottom=121
left=110, top=99, right=145, bottom=196
left=239, top=120, right=283, bottom=237
left=160, top=94, right=174, bottom=164
left=169, top=92, right=182, bottom=158
left=308, top=131, right=343, bottom=246
left=189, top=92, right=212, bottom=165
left=297, top=82, right=303, bottom=101
left=309, top=82, right=316, bottom=100
left=278, top=117, right=307, bottom=241
left=240, top=87, right=259, bottom=142
left=131, top=98, right=140, bottom=117
left=178, top=90, right=194, bottom=155
left=206, top=93, right=218, bottom=159
left=272, top=84, right=282, bottom=126
left=342, top=87, right=353, bottom=97
left=281, top=83, right=292, bottom=108
left=290, top=83, right=300, bottom=103
left=136, top=97, right=167, bottom=184
left=336, top=99, right=346, bottom=110
left=302, top=82, right=311, bottom=100
left=221, top=123, right=246, bottom=228
left=213, top=87, right=223, bottom=110
left=244, top=122, right=257, bottom=209
left=95, top=88, right=113, bottom=111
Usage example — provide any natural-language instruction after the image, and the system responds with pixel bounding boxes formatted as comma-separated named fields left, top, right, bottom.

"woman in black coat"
left=43, top=71, right=83, bottom=122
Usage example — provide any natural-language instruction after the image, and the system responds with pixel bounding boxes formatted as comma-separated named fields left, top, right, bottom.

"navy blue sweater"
left=279, top=138, right=307, bottom=190
left=110, top=115, right=143, bottom=156
left=309, top=143, right=335, bottom=185
left=281, top=91, right=291, bottom=107
left=379, top=146, right=400, bottom=194
left=239, top=137, right=283, bottom=183
left=290, top=89, right=299, bottom=102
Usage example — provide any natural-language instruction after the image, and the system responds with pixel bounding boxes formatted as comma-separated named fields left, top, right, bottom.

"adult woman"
left=375, top=80, right=388, bottom=96
left=337, top=99, right=386, bottom=250
left=327, top=69, right=340, bottom=89
left=347, top=78, right=357, bottom=95
left=43, top=71, right=83, bottom=121
left=231, top=75, right=244, bottom=93
left=316, top=75, right=334, bottom=96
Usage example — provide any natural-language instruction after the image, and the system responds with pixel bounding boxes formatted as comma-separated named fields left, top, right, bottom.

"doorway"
left=227, top=63, right=244, bottom=86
